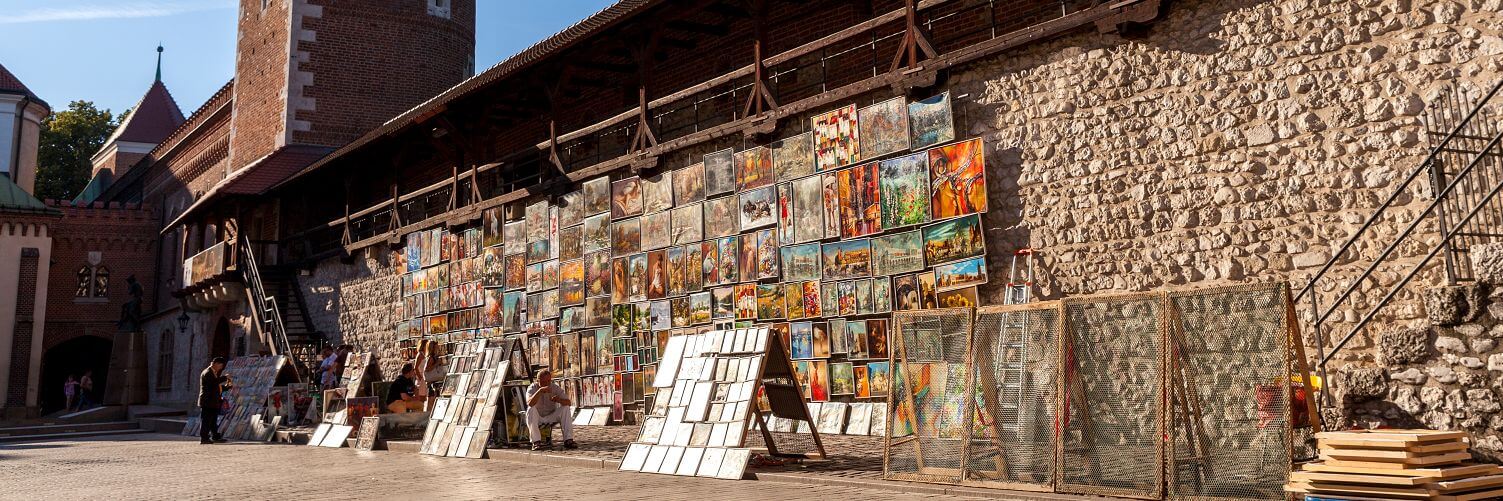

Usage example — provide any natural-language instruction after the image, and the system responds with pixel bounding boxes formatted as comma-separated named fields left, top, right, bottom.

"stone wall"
left=948, top=0, right=1503, bottom=363
left=299, top=246, right=404, bottom=380
left=1339, top=244, right=1503, bottom=461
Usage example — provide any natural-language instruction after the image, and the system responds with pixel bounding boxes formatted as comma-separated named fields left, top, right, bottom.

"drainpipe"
left=9, top=95, right=30, bottom=186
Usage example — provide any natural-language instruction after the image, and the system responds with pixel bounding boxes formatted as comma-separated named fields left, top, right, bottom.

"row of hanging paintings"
left=392, top=91, right=987, bottom=423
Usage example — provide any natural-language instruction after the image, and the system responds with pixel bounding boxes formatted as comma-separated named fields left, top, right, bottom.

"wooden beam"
left=665, top=19, right=728, bottom=36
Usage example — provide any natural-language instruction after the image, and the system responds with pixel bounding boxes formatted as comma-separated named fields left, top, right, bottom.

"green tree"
left=35, top=100, right=116, bottom=201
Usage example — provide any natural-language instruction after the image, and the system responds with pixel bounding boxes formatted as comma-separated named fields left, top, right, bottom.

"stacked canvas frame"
left=419, top=338, right=514, bottom=458
left=182, top=355, right=289, bottom=440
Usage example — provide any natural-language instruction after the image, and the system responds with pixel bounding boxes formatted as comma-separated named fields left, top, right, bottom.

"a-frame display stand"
left=492, top=336, right=535, bottom=448
left=618, top=327, right=825, bottom=480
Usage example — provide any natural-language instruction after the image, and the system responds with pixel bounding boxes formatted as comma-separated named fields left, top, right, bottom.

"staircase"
left=1297, top=79, right=1503, bottom=413
left=238, top=239, right=325, bottom=379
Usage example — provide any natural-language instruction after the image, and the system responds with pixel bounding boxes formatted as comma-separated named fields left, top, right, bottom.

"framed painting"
left=650, top=300, right=672, bottom=330
left=611, top=256, right=630, bottom=304
left=937, top=286, right=979, bottom=309
left=628, top=253, right=649, bottom=303
left=670, top=203, right=703, bottom=246
left=837, top=280, right=857, bottom=316
left=854, top=278, right=873, bottom=315
left=777, top=183, right=794, bottom=244
left=756, top=284, right=786, bottom=320
left=716, top=236, right=739, bottom=286
left=808, top=360, right=829, bottom=401
left=820, top=173, right=841, bottom=239
left=673, top=163, right=706, bottom=204
left=583, top=213, right=611, bottom=254
left=581, top=176, right=612, bottom=216
left=737, top=146, right=774, bottom=192
left=928, top=137, right=987, bottom=219
left=783, top=282, right=805, bottom=319
left=503, top=221, right=526, bottom=256
left=871, top=276, right=892, bottom=313
left=702, top=195, right=739, bottom=239
left=683, top=244, right=703, bottom=293
left=586, top=297, right=612, bottom=327
left=845, top=319, right=868, bottom=359
left=611, top=177, right=645, bottom=219
left=772, top=132, right=815, bottom=181
left=711, top=286, right=735, bottom=320
left=858, top=96, right=910, bottom=159
left=871, top=230, right=925, bottom=276
left=787, top=175, right=825, bottom=244
left=700, top=241, right=721, bottom=286
left=666, top=246, right=686, bottom=297
left=703, top=148, right=735, bottom=196
left=646, top=250, right=668, bottom=300
left=504, top=253, right=526, bottom=290
left=837, top=162, right=881, bottom=238
left=853, top=365, right=870, bottom=398
left=789, top=321, right=814, bottom=359
left=866, top=319, right=889, bottom=359
left=736, top=233, right=757, bottom=285
left=821, top=281, right=838, bottom=315
left=821, top=239, right=871, bottom=280
left=802, top=281, right=822, bottom=318
left=481, top=247, right=504, bottom=287
left=921, top=214, right=985, bottom=266
left=641, top=211, right=672, bottom=251
left=482, top=289, right=503, bottom=327
left=933, top=256, right=987, bottom=292
left=558, top=225, right=583, bottom=261
left=642, top=172, right=674, bottom=214
left=734, top=283, right=757, bottom=320
left=779, top=242, right=821, bottom=282
left=755, top=227, right=780, bottom=280
left=829, top=362, right=855, bottom=396
left=877, top=152, right=930, bottom=229
left=867, top=361, right=890, bottom=397
left=915, top=270, right=938, bottom=309
left=670, top=296, right=691, bottom=328
left=541, top=259, right=560, bottom=289
left=908, top=92, right=955, bottom=149
left=689, top=291, right=712, bottom=325
left=737, top=185, right=777, bottom=231
left=560, top=259, right=586, bottom=306
left=482, top=207, right=504, bottom=248
left=812, top=104, right=859, bottom=171
left=612, top=217, right=641, bottom=256
left=559, top=189, right=585, bottom=229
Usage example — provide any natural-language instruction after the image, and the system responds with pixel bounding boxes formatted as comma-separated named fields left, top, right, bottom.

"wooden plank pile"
left=1285, top=430, right=1503, bottom=501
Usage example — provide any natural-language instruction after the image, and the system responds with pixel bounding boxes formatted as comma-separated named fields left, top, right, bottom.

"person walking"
left=198, top=357, right=230, bottom=444
left=78, top=371, right=95, bottom=409
left=63, top=375, right=79, bottom=412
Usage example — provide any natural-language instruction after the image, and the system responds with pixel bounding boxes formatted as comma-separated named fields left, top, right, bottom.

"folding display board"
left=881, top=283, right=1314, bottom=501
left=183, top=355, right=294, bottom=440
left=619, top=327, right=825, bottom=480
left=419, top=337, right=522, bottom=458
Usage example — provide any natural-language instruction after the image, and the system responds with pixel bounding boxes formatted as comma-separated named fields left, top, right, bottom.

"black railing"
left=1297, top=79, right=1503, bottom=407
left=1427, top=83, right=1503, bottom=283
left=239, top=237, right=302, bottom=378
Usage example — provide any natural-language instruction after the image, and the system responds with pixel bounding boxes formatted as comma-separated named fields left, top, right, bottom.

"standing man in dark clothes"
left=199, top=357, right=230, bottom=444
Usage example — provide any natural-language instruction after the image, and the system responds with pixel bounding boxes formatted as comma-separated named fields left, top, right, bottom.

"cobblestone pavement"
left=0, top=433, right=993, bottom=501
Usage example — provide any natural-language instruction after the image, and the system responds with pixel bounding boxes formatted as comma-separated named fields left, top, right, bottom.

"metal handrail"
left=238, top=237, right=299, bottom=376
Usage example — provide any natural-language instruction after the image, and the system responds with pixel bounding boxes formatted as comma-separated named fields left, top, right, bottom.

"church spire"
left=155, top=44, right=163, bottom=83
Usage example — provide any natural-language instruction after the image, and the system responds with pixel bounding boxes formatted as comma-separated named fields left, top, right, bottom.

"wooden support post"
left=890, top=0, right=938, bottom=73
left=340, top=180, right=352, bottom=247
left=742, top=0, right=778, bottom=118
left=388, top=183, right=402, bottom=231
left=630, top=86, right=658, bottom=152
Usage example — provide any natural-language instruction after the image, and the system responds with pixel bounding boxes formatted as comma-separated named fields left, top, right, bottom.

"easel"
left=750, top=327, right=827, bottom=460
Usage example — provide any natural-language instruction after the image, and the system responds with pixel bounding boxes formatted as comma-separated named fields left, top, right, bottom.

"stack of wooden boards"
left=1286, top=429, right=1503, bottom=501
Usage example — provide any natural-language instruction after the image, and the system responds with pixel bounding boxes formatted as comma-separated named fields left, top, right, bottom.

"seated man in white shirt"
left=525, top=368, right=577, bottom=451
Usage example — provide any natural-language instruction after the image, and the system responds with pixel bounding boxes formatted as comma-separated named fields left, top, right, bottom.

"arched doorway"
left=40, top=336, right=113, bottom=414
left=210, top=317, right=231, bottom=360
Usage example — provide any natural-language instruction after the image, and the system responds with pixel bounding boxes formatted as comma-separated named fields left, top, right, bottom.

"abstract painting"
left=871, top=229, right=925, bottom=276
left=812, top=104, right=859, bottom=171
left=821, top=239, right=871, bottom=280
left=703, top=148, right=735, bottom=196
left=921, top=214, right=985, bottom=266
left=928, top=137, right=987, bottom=219
left=908, top=92, right=955, bottom=149
left=737, top=186, right=777, bottom=230
left=858, top=96, right=910, bottom=159
left=612, top=177, right=644, bottom=219
left=878, top=152, right=930, bottom=229
left=737, top=146, right=774, bottom=192
left=772, top=132, right=815, bottom=181
left=673, top=163, right=706, bottom=204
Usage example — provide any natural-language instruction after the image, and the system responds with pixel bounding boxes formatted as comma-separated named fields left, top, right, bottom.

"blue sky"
left=0, top=0, right=615, bottom=115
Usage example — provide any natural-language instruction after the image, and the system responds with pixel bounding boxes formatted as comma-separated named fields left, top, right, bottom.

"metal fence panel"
left=965, top=302, right=1061, bottom=491
left=885, top=308, right=975, bottom=485
left=1058, top=293, right=1166, bottom=500
left=1168, top=283, right=1291, bottom=501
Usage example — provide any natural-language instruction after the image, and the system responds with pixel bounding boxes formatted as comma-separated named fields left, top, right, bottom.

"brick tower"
left=229, top=0, right=476, bottom=170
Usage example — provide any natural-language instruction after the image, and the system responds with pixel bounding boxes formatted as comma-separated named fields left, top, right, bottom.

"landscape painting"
left=737, top=146, right=774, bottom=191
left=640, top=211, right=671, bottom=251
left=812, top=104, right=859, bottom=171
left=673, top=162, right=706, bottom=204
left=921, top=214, right=985, bottom=266
left=756, top=284, right=786, bottom=320
left=821, top=239, right=871, bottom=280
left=582, top=213, right=610, bottom=253
left=703, top=195, right=738, bottom=238
left=772, top=132, right=815, bottom=181
left=612, top=217, right=641, bottom=256
left=878, top=152, right=930, bottom=229
left=908, top=92, right=955, bottom=149
left=560, top=259, right=586, bottom=305
left=928, top=137, right=987, bottom=219
left=738, top=186, right=777, bottom=230
left=858, top=97, right=910, bottom=159
left=779, top=242, right=821, bottom=281
left=581, top=176, right=612, bottom=216
left=670, top=203, right=703, bottom=245
left=933, top=256, right=987, bottom=292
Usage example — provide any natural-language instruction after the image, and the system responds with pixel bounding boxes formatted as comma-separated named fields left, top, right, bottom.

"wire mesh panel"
left=885, top=308, right=975, bottom=485
left=965, top=302, right=1061, bottom=491
left=1168, top=284, right=1291, bottom=501
left=1058, top=293, right=1166, bottom=500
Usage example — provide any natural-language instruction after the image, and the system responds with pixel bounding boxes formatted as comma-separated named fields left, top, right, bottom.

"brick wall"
left=6, top=249, right=38, bottom=407
left=43, top=201, right=158, bottom=351
left=229, top=0, right=294, bottom=169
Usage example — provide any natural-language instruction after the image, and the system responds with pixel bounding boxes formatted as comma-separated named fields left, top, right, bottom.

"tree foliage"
left=35, top=100, right=116, bottom=201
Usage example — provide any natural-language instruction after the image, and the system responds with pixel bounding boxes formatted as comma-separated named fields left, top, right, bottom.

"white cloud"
left=0, top=1, right=234, bottom=24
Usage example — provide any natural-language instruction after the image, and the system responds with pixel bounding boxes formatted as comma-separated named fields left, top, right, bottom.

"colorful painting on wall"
left=820, top=173, right=841, bottom=239
left=673, top=163, right=706, bottom=204
left=933, top=256, right=987, bottom=292
left=482, top=207, right=504, bottom=248
left=871, top=230, right=925, bottom=277
left=755, top=228, right=780, bottom=280
left=612, top=177, right=645, bottom=219
left=737, top=186, right=777, bottom=231
left=790, top=175, right=824, bottom=244
left=921, top=214, right=985, bottom=266
left=812, top=104, right=859, bottom=172
left=772, top=132, right=815, bottom=182
left=560, top=259, right=586, bottom=305
left=836, top=162, right=880, bottom=238
left=877, top=152, right=930, bottom=229
left=583, top=213, right=610, bottom=253
left=558, top=225, right=583, bottom=261
left=858, top=97, right=910, bottom=159
left=582, top=176, right=612, bottom=216
left=737, top=146, right=774, bottom=192
left=734, top=283, right=757, bottom=320
left=703, top=148, right=736, bottom=196
left=584, top=251, right=610, bottom=298
left=821, top=239, right=871, bottom=280
left=779, top=242, right=821, bottom=282
left=829, top=362, right=855, bottom=396
left=928, top=138, right=987, bottom=219
left=908, top=92, right=955, bottom=150
left=612, top=217, right=641, bottom=256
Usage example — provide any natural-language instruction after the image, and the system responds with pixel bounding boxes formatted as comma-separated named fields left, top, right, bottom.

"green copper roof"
left=0, top=174, right=60, bottom=216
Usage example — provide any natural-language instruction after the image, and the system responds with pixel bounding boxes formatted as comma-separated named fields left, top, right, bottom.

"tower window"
left=428, top=0, right=450, bottom=19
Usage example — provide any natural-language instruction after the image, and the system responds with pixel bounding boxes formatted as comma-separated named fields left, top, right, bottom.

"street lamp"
left=177, top=311, right=191, bottom=333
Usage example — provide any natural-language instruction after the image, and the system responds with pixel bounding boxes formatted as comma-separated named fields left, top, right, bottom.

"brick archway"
left=40, top=336, right=112, bottom=414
